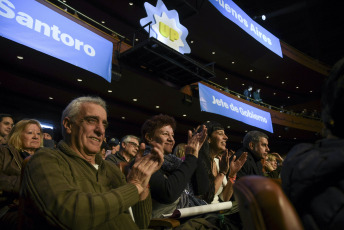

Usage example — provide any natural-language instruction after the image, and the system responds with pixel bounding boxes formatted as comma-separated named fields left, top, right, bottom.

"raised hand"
left=127, top=141, right=164, bottom=198
left=228, top=152, right=247, bottom=177
left=184, top=125, right=207, bottom=158
left=264, top=160, right=275, bottom=172
left=271, top=152, right=284, bottom=163
left=219, top=149, right=230, bottom=175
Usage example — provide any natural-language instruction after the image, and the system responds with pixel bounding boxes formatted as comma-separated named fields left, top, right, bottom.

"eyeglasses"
left=126, top=141, right=139, bottom=148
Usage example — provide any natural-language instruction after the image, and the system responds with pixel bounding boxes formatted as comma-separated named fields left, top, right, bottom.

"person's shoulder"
left=235, top=147, right=251, bottom=157
left=105, top=153, right=119, bottom=163
left=283, top=142, right=315, bottom=165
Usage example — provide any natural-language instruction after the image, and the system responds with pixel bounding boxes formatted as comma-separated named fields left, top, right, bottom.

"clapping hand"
left=127, top=141, right=164, bottom=198
left=185, top=125, right=207, bottom=158
left=218, top=149, right=231, bottom=175
left=228, top=151, right=247, bottom=177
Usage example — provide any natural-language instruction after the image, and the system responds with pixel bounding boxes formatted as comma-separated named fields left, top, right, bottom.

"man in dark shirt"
left=106, top=135, right=140, bottom=164
left=234, top=130, right=270, bottom=180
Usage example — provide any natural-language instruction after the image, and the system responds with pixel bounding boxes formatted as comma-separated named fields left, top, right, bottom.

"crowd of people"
left=1, top=57, right=344, bottom=229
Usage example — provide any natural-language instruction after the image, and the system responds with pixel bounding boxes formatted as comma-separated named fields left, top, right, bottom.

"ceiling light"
left=49, top=97, right=53, bottom=100
left=212, top=51, right=215, bottom=55
left=296, top=86, right=299, bottom=89
left=273, top=93, right=276, bottom=95
left=190, top=40, right=194, bottom=43
left=227, top=126, right=230, bottom=129
left=155, top=105, right=160, bottom=108
left=279, top=135, right=281, bottom=138
left=135, top=38, right=139, bottom=41
left=266, top=76, right=269, bottom=79
left=242, top=83, right=245, bottom=86
left=225, top=78, right=228, bottom=80
left=245, top=130, right=248, bottom=133
left=17, top=56, right=23, bottom=60
left=121, top=116, right=125, bottom=119
left=207, top=121, right=210, bottom=123
left=108, top=90, right=112, bottom=93
left=101, top=21, right=105, bottom=24
left=77, top=79, right=82, bottom=82
left=250, top=69, right=253, bottom=72
left=133, top=98, right=137, bottom=102
left=231, top=61, right=235, bottom=64
left=294, top=137, right=297, bottom=140
left=288, top=96, right=290, bottom=99
left=183, top=114, right=187, bottom=117
left=62, top=0, right=66, bottom=2
left=129, top=2, right=133, bottom=6
left=282, top=81, right=285, bottom=84
left=310, top=90, right=313, bottom=93
left=262, top=15, right=266, bottom=20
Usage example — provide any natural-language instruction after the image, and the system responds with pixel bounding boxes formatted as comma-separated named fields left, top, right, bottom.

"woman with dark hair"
left=0, top=119, right=43, bottom=230
left=199, top=121, right=247, bottom=204
left=141, top=114, right=209, bottom=218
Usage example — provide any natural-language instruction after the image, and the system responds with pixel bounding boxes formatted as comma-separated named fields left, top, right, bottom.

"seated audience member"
left=282, top=58, right=344, bottom=230
left=141, top=114, right=209, bottom=218
left=106, top=135, right=140, bottom=164
left=234, top=131, right=270, bottom=180
left=42, top=128, right=56, bottom=148
left=0, top=119, right=42, bottom=230
left=263, top=153, right=283, bottom=179
left=253, top=88, right=262, bottom=104
left=0, top=114, right=14, bottom=145
left=173, top=143, right=186, bottom=160
left=243, top=86, right=253, bottom=101
left=199, top=121, right=247, bottom=204
left=104, top=137, right=120, bottom=158
left=20, top=96, right=164, bottom=230
left=100, top=141, right=107, bottom=160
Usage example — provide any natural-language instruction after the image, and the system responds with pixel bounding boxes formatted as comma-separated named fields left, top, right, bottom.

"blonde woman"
left=0, top=119, right=42, bottom=230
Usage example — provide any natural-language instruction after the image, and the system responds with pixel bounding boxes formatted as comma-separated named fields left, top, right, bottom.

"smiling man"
left=234, top=130, right=271, bottom=180
left=20, top=96, right=164, bottom=230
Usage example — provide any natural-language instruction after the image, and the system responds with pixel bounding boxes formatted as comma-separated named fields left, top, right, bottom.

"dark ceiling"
left=1, top=0, right=339, bottom=154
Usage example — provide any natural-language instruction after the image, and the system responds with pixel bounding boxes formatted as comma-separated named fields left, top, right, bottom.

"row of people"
left=1, top=97, right=277, bottom=229
left=2, top=55, right=343, bottom=229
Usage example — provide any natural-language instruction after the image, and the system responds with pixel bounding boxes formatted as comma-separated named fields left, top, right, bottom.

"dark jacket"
left=281, top=138, right=344, bottom=230
left=234, top=147, right=263, bottom=181
left=0, top=145, right=24, bottom=208
left=105, top=151, right=127, bottom=165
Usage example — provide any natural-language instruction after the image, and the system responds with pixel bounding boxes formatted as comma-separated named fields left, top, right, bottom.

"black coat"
left=281, top=138, right=344, bottom=230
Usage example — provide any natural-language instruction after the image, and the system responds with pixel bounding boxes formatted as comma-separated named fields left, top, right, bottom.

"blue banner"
left=0, top=0, right=113, bottom=82
left=209, top=0, right=282, bottom=57
left=198, top=83, right=273, bottom=133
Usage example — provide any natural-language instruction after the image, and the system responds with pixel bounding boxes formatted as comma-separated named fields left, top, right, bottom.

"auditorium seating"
left=233, top=175, right=304, bottom=230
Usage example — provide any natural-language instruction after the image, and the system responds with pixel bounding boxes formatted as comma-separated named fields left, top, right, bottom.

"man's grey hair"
left=243, top=130, right=268, bottom=149
left=61, top=96, right=107, bottom=138
left=120, top=135, right=140, bottom=150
